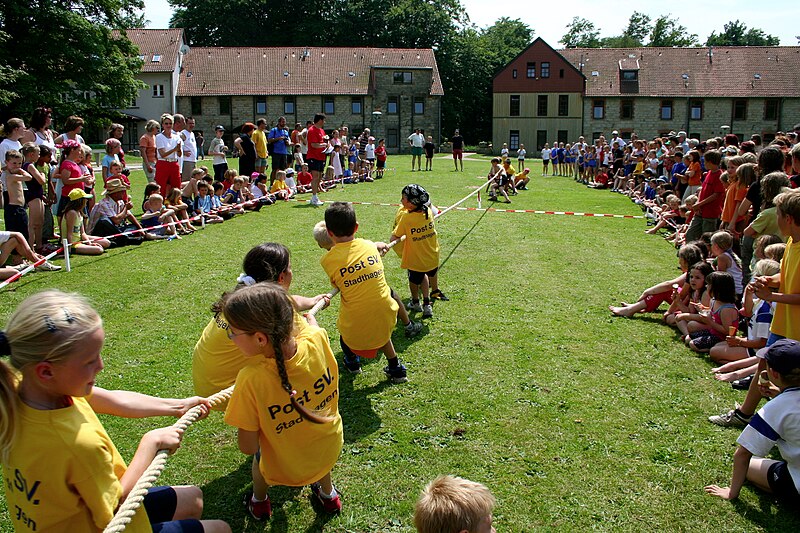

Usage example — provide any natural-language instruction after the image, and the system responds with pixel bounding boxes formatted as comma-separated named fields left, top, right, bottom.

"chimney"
left=708, top=46, right=713, bottom=64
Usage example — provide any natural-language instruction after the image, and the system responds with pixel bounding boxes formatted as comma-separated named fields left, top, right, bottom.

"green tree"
left=648, top=15, right=699, bottom=47
left=0, top=0, right=145, bottom=122
left=706, top=20, right=780, bottom=46
left=560, top=17, right=601, bottom=48
left=623, top=11, right=652, bottom=44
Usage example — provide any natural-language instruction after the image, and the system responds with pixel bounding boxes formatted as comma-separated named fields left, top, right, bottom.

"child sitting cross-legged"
left=140, top=193, right=181, bottom=239
left=269, top=169, right=293, bottom=201
left=165, top=188, right=197, bottom=233
left=676, top=271, right=740, bottom=354
left=193, top=181, right=224, bottom=223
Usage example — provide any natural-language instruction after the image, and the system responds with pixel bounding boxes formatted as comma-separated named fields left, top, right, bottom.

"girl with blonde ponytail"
left=221, top=282, right=343, bottom=520
left=0, top=290, right=230, bottom=533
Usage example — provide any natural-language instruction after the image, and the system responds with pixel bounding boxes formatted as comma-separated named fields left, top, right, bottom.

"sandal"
left=430, top=289, right=449, bottom=301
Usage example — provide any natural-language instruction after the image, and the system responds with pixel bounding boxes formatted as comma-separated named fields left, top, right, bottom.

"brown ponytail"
left=219, top=282, right=332, bottom=424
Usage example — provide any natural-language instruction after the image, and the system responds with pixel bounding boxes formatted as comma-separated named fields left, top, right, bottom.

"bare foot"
left=609, top=305, right=634, bottom=317
left=645, top=228, right=657, bottom=235
left=714, top=371, right=740, bottom=382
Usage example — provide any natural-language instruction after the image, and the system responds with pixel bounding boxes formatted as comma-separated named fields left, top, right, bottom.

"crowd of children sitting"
left=607, top=130, right=800, bottom=508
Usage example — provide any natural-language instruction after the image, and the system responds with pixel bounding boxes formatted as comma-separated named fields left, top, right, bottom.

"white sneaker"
left=35, top=260, right=62, bottom=272
left=309, top=196, right=324, bottom=206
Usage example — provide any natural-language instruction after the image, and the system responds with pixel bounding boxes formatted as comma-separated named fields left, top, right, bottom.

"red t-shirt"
left=595, top=172, right=609, bottom=185
left=306, top=125, right=325, bottom=161
left=375, top=145, right=387, bottom=162
left=297, top=171, right=313, bottom=186
left=698, top=169, right=725, bottom=219
left=59, top=160, right=84, bottom=197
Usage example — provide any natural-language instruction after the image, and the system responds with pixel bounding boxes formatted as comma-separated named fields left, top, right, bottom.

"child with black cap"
left=705, top=338, right=800, bottom=503
left=391, top=184, right=447, bottom=318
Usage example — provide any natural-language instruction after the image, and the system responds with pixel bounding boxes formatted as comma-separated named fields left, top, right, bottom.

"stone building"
left=494, top=38, right=800, bottom=154
left=175, top=46, right=443, bottom=153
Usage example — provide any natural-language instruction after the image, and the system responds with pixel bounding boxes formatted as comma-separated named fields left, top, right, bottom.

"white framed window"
left=152, top=54, right=162, bottom=62
left=153, top=84, right=165, bottom=98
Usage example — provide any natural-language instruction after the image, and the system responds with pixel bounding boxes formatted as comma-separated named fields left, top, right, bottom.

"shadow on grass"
left=337, top=361, right=391, bottom=443
left=200, top=458, right=336, bottom=532
left=731, top=493, right=799, bottom=532
left=439, top=208, right=489, bottom=270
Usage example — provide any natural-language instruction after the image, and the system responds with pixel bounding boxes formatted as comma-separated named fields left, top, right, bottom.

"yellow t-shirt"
left=770, top=237, right=800, bottom=339
left=223, top=325, right=343, bottom=486
left=503, top=164, right=517, bottom=177
left=392, top=208, right=440, bottom=272
left=252, top=129, right=268, bottom=159
left=392, top=206, right=406, bottom=258
left=270, top=179, right=287, bottom=194
left=634, top=161, right=645, bottom=174
left=2, top=396, right=150, bottom=533
left=193, top=311, right=308, bottom=405
left=320, top=238, right=398, bottom=349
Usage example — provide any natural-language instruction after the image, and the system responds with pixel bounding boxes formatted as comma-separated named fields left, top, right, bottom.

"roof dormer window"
left=152, top=54, right=162, bottom=63
left=621, top=70, right=637, bottom=81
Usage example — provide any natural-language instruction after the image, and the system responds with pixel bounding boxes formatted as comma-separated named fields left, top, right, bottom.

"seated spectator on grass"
left=213, top=182, right=243, bottom=216
left=587, top=164, right=610, bottom=189
left=705, top=339, right=800, bottom=504
left=680, top=271, right=739, bottom=354
left=142, top=182, right=161, bottom=212
left=710, top=231, right=743, bottom=300
left=667, top=261, right=712, bottom=331
left=645, top=195, right=682, bottom=235
left=165, top=188, right=197, bottom=233
left=270, top=169, right=293, bottom=201
left=414, top=475, right=496, bottom=533
left=63, top=188, right=111, bottom=255
left=0, top=230, right=60, bottom=276
left=193, top=181, right=224, bottom=224
left=87, top=178, right=151, bottom=245
left=710, top=259, right=780, bottom=367
left=765, top=242, right=786, bottom=263
left=610, top=244, right=705, bottom=317
left=140, top=193, right=181, bottom=239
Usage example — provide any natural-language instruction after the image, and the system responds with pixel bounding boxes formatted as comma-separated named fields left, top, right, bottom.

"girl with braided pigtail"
left=221, top=283, right=343, bottom=520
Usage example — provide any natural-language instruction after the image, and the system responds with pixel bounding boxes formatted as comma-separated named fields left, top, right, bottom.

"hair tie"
left=0, top=331, right=10, bottom=356
left=236, top=273, right=256, bottom=286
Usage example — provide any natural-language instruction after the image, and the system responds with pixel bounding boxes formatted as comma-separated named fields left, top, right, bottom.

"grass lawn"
left=1, top=154, right=798, bottom=532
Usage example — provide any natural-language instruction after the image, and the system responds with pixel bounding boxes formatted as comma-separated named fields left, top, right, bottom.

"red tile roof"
left=178, top=47, right=444, bottom=96
left=559, top=46, right=800, bottom=97
left=118, top=29, right=185, bottom=73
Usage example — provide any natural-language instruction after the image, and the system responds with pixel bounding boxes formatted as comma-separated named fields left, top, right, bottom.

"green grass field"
left=1, top=155, right=798, bottom=532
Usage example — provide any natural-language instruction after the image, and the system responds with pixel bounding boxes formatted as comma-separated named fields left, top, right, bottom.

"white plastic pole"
left=62, top=239, right=71, bottom=272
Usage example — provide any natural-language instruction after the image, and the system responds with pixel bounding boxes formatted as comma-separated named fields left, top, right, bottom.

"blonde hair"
left=160, top=113, right=174, bottom=124
left=0, top=291, right=102, bottom=461
left=145, top=119, right=160, bottom=133
left=414, top=475, right=495, bottom=533
left=684, top=194, right=698, bottom=207
left=224, top=168, right=238, bottom=181
left=313, top=221, right=333, bottom=249
left=20, top=142, right=40, bottom=157
left=753, top=258, right=780, bottom=278
left=774, top=189, right=800, bottom=224
left=711, top=231, right=733, bottom=251
left=0, top=118, right=25, bottom=137
left=764, top=243, right=786, bottom=263
left=218, top=283, right=333, bottom=424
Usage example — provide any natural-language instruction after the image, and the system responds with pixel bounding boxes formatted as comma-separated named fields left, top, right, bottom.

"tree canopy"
left=560, top=17, right=601, bottom=48
left=0, top=0, right=145, bottom=123
left=706, top=20, right=780, bottom=46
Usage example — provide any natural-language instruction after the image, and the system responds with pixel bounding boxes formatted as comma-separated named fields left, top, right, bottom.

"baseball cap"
left=68, top=188, right=92, bottom=201
left=756, top=339, right=800, bottom=375
left=215, top=125, right=225, bottom=131
left=285, top=168, right=295, bottom=175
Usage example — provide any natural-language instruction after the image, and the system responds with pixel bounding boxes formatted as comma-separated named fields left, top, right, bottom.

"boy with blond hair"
left=414, top=475, right=496, bottom=533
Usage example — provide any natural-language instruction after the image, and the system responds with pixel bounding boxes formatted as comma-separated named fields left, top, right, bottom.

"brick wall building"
left=494, top=39, right=800, bottom=154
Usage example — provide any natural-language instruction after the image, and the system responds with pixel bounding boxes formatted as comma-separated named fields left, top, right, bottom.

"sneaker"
left=310, top=483, right=342, bottom=514
left=10, top=262, right=30, bottom=272
left=406, top=300, right=422, bottom=313
left=35, top=260, right=62, bottom=272
left=430, top=289, right=449, bottom=301
left=243, top=491, right=271, bottom=521
left=422, top=303, right=433, bottom=318
left=708, top=408, right=751, bottom=428
left=384, top=362, right=408, bottom=384
left=343, top=353, right=362, bottom=374
left=404, top=320, right=423, bottom=338
left=309, top=196, right=324, bottom=206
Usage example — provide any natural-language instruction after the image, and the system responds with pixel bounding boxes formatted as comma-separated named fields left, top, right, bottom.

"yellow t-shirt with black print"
left=392, top=208, right=440, bottom=272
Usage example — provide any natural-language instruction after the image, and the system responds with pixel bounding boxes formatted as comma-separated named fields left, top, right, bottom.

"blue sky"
left=144, top=0, right=798, bottom=47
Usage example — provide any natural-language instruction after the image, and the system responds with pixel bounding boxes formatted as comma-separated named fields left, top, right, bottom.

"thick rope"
left=102, top=385, right=235, bottom=533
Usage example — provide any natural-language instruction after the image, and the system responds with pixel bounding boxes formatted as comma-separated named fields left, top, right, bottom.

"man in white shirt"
left=407, top=128, right=425, bottom=171
left=180, top=116, right=198, bottom=181
left=610, top=130, right=626, bottom=148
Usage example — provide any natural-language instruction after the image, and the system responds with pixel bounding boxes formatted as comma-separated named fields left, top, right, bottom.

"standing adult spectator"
left=154, top=113, right=182, bottom=198
left=234, top=122, right=257, bottom=178
left=268, top=116, right=291, bottom=185
left=451, top=129, right=464, bottom=171
left=609, top=130, right=626, bottom=148
left=54, top=115, right=85, bottom=145
left=180, top=116, right=198, bottom=181
left=750, top=134, right=762, bottom=154
left=139, top=119, right=159, bottom=183
left=252, top=118, right=268, bottom=174
left=209, top=125, right=228, bottom=181
left=108, top=123, right=126, bottom=169
left=173, top=114, right=186, bottom=170
left=291, top=122, right=303, bottom=146
left=21, top=107, right=56, bottom=150
left=340, top=126, right=349, bottom=144
left=357, top=128, right=371, bottom=173
left=408, top=128, right=425, bottom=171
left=305, top=113, right=327, bottom=206
left=195, top=130, right=205, bottom=160
left=299, top=120, right=312, bottom=157
left=677, top=131, right=690, bottom=154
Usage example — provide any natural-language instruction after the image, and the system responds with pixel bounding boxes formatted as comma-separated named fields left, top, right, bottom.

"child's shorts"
left=146, top=486, right=204, bottom=532
left=376, top=159, right=386, bottom=169
left=3, top=205, right=28, bottom=236
left=408, top=267, right=438, bottom=285
left=542, top=159, right=549, bottom=166
left=340, top=336, right=379, bottom=359
left=688, top=330, right=722, bottom=351
left=767, top=460, right=800, bottom=502
left=0, top=230, right=11, bottom=244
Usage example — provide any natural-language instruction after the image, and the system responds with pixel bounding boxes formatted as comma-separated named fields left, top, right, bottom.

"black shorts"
left=408, top=267, right=438, bottom=285
left=272, top=153, right=289, bottom=171
left=306, top=158, right=325, bottom=173
left=767, top=461, right=800, bottom=502
left=145, top=486, right=204, bottom=532
left=4, top=204, right=28, bottom=236
left=377, top=159, right=386, bottom=169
